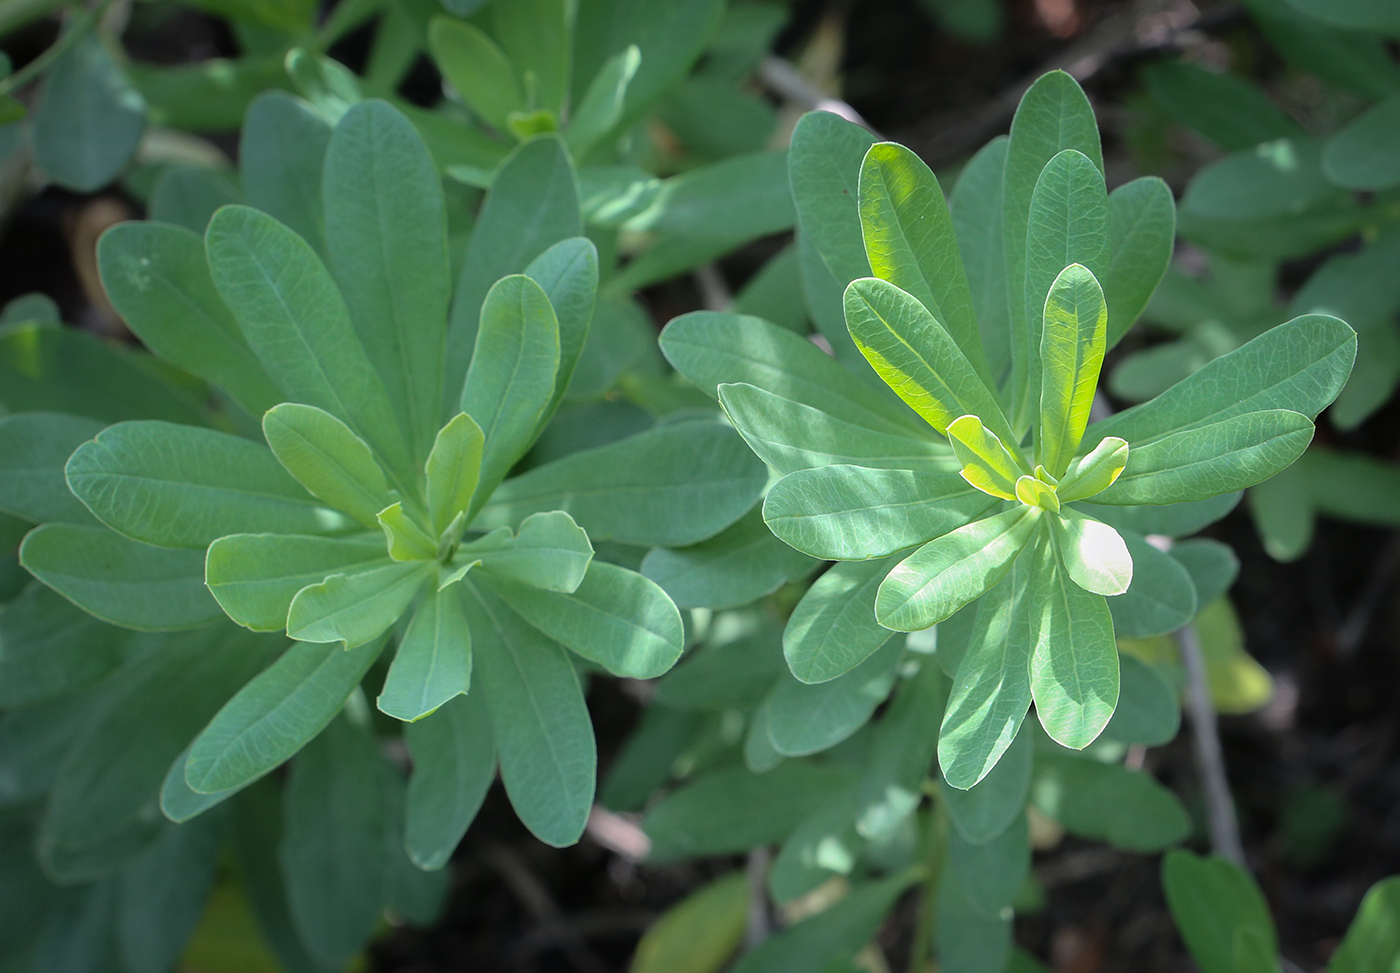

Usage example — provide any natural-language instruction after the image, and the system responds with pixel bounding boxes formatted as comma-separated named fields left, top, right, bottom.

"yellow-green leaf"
left=425, top=413, right=485, bottom=536
left=1058, top=436, right=1128, bottom=502
left=948, top=414, right=1026, bottom=501
left=1038, top=263, right=1107, bottom=477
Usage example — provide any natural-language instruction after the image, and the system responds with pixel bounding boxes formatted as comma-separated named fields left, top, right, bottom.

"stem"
left=0, top=0, right=117, bottom=99
left=907, top=796, right=947, bottom=973
left=745, top=846, right=771, bottom=949
left=1176, top=622, right=1246, bottom=865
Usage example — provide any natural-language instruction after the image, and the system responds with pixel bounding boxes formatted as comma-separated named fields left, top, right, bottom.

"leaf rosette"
left=662, top=70, right=1356, bottom=789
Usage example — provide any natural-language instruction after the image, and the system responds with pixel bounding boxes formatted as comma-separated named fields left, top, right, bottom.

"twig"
left=745, top=846, right=772, bottom=949
left=757, top=56, right=880, bottom=136
left=693, top=263, right=732, bottom=312
left=1176, top=623, right=1246, bottom=866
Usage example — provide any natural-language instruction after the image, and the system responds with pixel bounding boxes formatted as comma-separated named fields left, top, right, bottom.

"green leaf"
left=404, top=692, right=495, bottom=870
left=877, top=507, right=1040, bottom=632
left=31, top=34, right=145, bottom=192
left=728, top=874, right=914, bottom=973
left=97, top=222, right=281, bottom=417
left=788, top=111, right=877, bottom=289
left=947, top=812, right=1029, bottom=918
left=654, top=628, right=787, bottom=710
left=718, top=382, right=953, bottom=476
left=765, top=637, right=903, bottom=756
left=763, top=463, right=996, bottom=559
left=643, top=761, right=857, bottom=862
left=1162, top=851, right=1277, bottom=973
left=378, top=585, right=473, bottom=722
left=447, top=136, right=580, bottom=399
left=288, top=561, right=431, bottom=646
left=160, top=747, right=237, bottom=824
left=477, top=422, right=766, bottom=547
left=468, top=510, right=593, bottom=592
left=323, top=100, right=450, bottom=466
left=279, top=716, right=388, bottom=968
left=1280, top=0, right=1400, bottom=32
left=1078, top=492, right=1240, bottom=539
left=206, top=205, right=412, bottom=477
left=424, top=412, right=485, bottom=536
left=1328, top=875, right=1400, bottom=973
left=566, top=45, right=640, bottom=156
left=21, top=524, right=223, bottom=630
left=860, top=141, right=990, bottom=386
left=66, top=421, right=349, bottom=549
left=148, top=164, right=240, bottom=233
left=526, top=238, right=599, bottom=425
left=948, top=413, right=1026, bottom=501
left=630, top=872, right=747, bottom=973
left=1018, top=151, right=1109, bottom=431
left=784, top=555, right=899, bottom=684
left=1003, top=71, right=1103, bottom=379
left=852, top=654, right=949, bottom=840
left=1102, top=654, right=1180, bottom=746
left=463, top=583, right=594, bottom=847
left=767, top=794, right=862, bottom=902
left=1183, top=137, right=1342, bottom=221
left=938, top=566, right=1035, bottom=790
left=601, top=706, right=703, bottom=811
left=660, top=310, right=927, bottom=436
left=1031, top=751, right=1189, bottom=851
left=378, top=502, right=438, bottom=561
left=623, top=150, right=795, bottom=242
left=185, top=636, right=385, bottom=794
left=844, top=277, right=1016, bottom=443
left=116, top=812, right=222, bottom=973
left=484, top=560, right=683, bottom=679
left=492, top=0, right=569, bottom=114
left=1027, top=541, right=1119, bottom=749
left=0, top=412, right=105, bottom=524
left=1058, top=436, right=1128, bottom=503
left=1142, top=61, right=1304, bottom=151
left=1103, top=177, right=1176, bottom=347
left=1052, top=508, right=1131, bottom=596
left=42, top=625, right=279, bottom=879
left=239, top=92, right=332, bottom=258
left=1038, top=263, right=1107, bottom=477
left=1106, top=528, right=1198, bottom=638
left=262, top=403, right=393, bottom=529
left=428, top=16, right=524, bottom=132
left=1323, top=93, right=1400, bottom=191
left=1170, top=538, right=1239, bottom=607
left=937, top=864, right=1013, bottom=973
left=0, top=583, right=141, bottom=708
left=1095, top=410, right=1315, bottom=505
left=206, top=533, right=386, bottom=632
left=641, top=507, right=818, bottom=610
left=952, top=136, right=1012, bottom=380
left=460, top=274, right=561, bottom=499
left=941, top=718, right=1033, bottom=843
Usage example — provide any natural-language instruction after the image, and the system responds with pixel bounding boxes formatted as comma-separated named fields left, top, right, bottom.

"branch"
left=1176, top=622, right=1246, bottom=866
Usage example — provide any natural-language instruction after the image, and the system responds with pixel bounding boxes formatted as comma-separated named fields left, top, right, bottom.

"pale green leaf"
left=1095, top=409, right=1314, bottom=505
left=785, top=555, right=899, bottom=684
left=404, top=693, right=495, bottom=870
left=788, top=110, right=876, bottom=290
left=947, top=813, right=1030, bottom=918
left=1107, top=529, right=1198, bottom=638
left=1058, top=436, right=1128, bottom=502
left=206, top=533, right=387, bottom=632
left=951, top=136, right=1012, bottom=380
left=1052, top=507, right=1132, bottom=596
left=525, top=238, right=599, bottom=425
left=1027, top=543, right=1119, bottom=749
left=238, top=91, right=332, bottom=258
left=567, top=45, right=642, bottom=156
left=877, top=506, right=1040, bottom=632
left=941, top=719, right=1033, bottom=842
left=427, top=17, right=523, bottom=132
left=948, top=414, right=1026, bottom=501
left=844, top=277, right=1016, bottom=443
left=323, top=99, right=450, bottom=466
left=763, top=463, right=997, bottom=560
left=185, top=636, right=385, bottom=794
left=378, top=584, right=472, bottom=722
left=483, top=560, right=682, bottom=679
left=460, top=274, right=561, bottom=499
left=287, top=561, right=430, bottom=646
left=859, top=141, right=990, bottom=384
left=205, top=204, right=411, bottom=477
left=148, top=164, right=240, bottom=232
left=467, top=510, right=593, bottom=593
left=66, top=421, right=349, bottom=549
left=1015, top=473, right=1060, bottom=512
left=425, top=412, right=485, bottom=536
left=97, top=222, right=281, bottom=417
left=1102, top=654, right=1180, bottom=746
left=463, top=583, right=594, bottom=847
left=477, top=422, right=766, bottom=547
left=1038, top=263, right=1107, bottom=477
left=21, top=524, right=223, bottom=631
left=376, top=503, right=438, bottom=562
left=263, top=403, right=392, bottom=529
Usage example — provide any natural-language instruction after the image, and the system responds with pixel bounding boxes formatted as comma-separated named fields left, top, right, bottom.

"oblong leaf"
left=785, top=555, right=899, bottom=684
left=206, top=533, right=386, bottom=632
left=287, top=561, right=431, bottom=646
left=262, top=403, right=393, bottom=529
left=1052, top=508, right=1132, bottom=596
left=468, top=510, right=593, bottom=593
left=425, top=412, right=485, bottom=535
left=763, top=464, right=997, bottom=560
left=0, top=412, right=105, bottom=524
left=1038, top=263, right=1107, bottom=477
left=1107, top=529, right=1198, bottom=638
left=21, top=524, right=223, bottom=631
left=877, top=507, right=1040, bottom=632
left=184, top=636, right=385, bottom=793
left=1104, top=177, right=1175, bottom=347
left=377, top=585, right=473, bottom=723
left=948, top=414, right=1025, bottom=501
left=404, top=693, right=496, bottom=870
left=483, top=561, right=683, bottom=679
left=67, top=421, right=348, bottom=549
left=1031, top=751, right=1189, bottom=851
left=765, top=637, right=903, bottom=757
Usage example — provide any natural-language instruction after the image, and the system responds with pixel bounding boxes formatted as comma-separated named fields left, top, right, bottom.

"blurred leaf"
left=1163, top=850, right=1278, bottom=973
left=642, top=508, right=818, bottom=610
left=1030, top=751, right=1190, bottom=852
left=404, top=693, right=495, bottom=869
left=1329, top=875, right=1400, bottom=973
left=1195, top=597, right=1273, bottom=714
left=630, top=872, right=747, bottom=973
left=1142, top=61, right=1303, bottom=151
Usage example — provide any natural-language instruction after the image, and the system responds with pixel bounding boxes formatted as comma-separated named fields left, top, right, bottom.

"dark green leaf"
left=0, top=412, right=104, bottom=523
left=765, top=637, right=903, bottom=756
left=239, top=92, right=332, bottom=257
left=31, top=34, right=145, bottom=192
left=1162, top=850, right=1277, bottom=973
left=404, top=693, right=495, bottom=869
left=1031, top=751, right=1189, bottom=851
